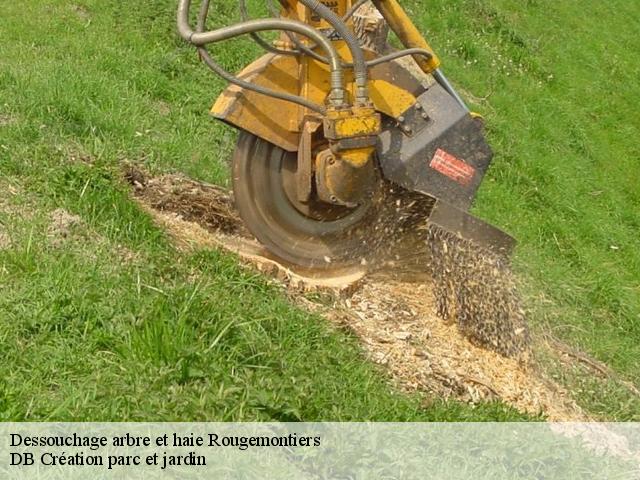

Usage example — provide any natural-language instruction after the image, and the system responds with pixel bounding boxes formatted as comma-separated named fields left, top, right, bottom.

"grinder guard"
left=378, top=83, right=515, bottom=255
left=378, top=83, right=492, bottom=212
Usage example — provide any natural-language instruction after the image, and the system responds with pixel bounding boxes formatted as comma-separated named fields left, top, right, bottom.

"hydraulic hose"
left=308, top=47, right=433, bottom=70
left=194, top=0, right=325, bottom=113
left=264, top=0, right=330, bottom=63
left=197, top=49, right=326, bottom=114
left=259, top=0, right=369, bottom=68
left=250, top=0, right=432, bottom=73
left=432, top=69, right=468, bottom=111
left=256, top=0, right=371, bottom=95
left=343, top=0, right=368, bottom=22
left=364, top=48, right=432, bottom=67
left=237, top=0, right=299, bottom=57
left=196, top=0, right=210, bottom=31
left=295, top=0, right=370, bottom=103
left=177, top=0, right=346, bottom=108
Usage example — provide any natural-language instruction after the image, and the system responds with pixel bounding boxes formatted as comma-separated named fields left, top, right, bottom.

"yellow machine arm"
left=370, top=0, right=440, bottom=73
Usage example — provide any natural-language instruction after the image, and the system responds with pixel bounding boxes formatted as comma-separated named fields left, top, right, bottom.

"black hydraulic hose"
left=432, top=69, right=468, bottom=111
left=281, top=45, right=433, bottom=69
left=364, top=48, right=433, bottom=67
left=179, top=0, right=341, bottom=73
left=247, top=0, right=432, bottom=72
left=265, top=0, right=380, bottom=67
left=178, top=0, right=345, bottom=108
left=193, top=0, right=327, bottom=113
left=264, top=0, right=329, bottom=63
left=259, top=0, right=365, bottom=66
left=321, top=47, right=434, bottom=69
left=183, top=0, right=427, bottom=110
left=197, top=47, right=326, bottom=113
left=237, top=0, right=299, bottom=57
left=296, top=0, right=369, bottom=103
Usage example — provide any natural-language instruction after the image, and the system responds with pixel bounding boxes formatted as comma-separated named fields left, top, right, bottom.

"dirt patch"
left=128, top=167, right=367, bottom=294
left=0, top=181, right=33, bottom=221
left=126, top=168, right=586, bottom=420
left=126, top=167, right=241, bottom=235
left=47, top=208, right=83, bottom=246
left=45, top=207, right=138, bottom=264
left=156, top=101, right=171, bottom=117
left=71, top=4, right=90, bottom=21
left=0, top=114, right=16, bottom=127
left=0, top=227, right=11, bottom=250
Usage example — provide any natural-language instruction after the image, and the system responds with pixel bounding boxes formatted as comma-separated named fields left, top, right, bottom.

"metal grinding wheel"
left=232, top=131, right=383, bottom=268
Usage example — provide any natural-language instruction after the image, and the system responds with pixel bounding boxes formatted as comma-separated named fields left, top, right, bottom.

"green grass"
left=406, top=0, right=640, bottom=418
left=0, top=0, right=638, bottom=420
left=0, top=158, right=524, bottom=422
left=0, top=0, right=528, bottom=421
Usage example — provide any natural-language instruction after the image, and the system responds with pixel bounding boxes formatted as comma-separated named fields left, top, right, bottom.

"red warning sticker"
left=429, top=149, right=476, bottom=186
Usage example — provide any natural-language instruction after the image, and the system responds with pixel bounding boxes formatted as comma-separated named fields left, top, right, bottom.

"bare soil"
left=47, top=208, right=83, bottom=243
left=0, top=227, right=11, bottom=250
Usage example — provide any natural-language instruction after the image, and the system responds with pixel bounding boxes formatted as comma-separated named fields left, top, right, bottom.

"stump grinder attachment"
left=177, top=0, right=515, bottom=269
left=177, top=0, right=530, bottom=356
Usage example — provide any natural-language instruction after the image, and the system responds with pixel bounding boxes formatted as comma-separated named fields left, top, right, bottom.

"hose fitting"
left=297, top=0, right=370, bottom=104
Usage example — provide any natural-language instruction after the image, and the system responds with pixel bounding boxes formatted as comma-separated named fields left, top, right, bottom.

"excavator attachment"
left=176, top=0, right=529, bottom=356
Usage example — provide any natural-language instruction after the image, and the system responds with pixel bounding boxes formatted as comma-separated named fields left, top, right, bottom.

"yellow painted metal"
left=305, top=0, right=348, bottom=28
left=211, top=1, right=426, bottom=154
left=370, top=0, right=441, bottom=73
left=368, top=79, right=416, bottom=118
left=338, top=146, right=375, bottom=167
left=277, top=0, right=349, bottom=30
left=211, top=0, right=445, bottom=216
left=322, top=105, right=380, bottom=167
left=211, top=49, right=417, bottom=152
left=211, top=54, right=301, bottom=151
left=324, top=105, right=380, bottom=139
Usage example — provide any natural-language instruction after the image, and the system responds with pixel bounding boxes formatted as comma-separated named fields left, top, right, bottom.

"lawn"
left=0, top=0, right=638, bottom=420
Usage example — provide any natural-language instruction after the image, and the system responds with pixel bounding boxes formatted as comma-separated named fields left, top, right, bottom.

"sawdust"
left=125, top=168, right=587, bottom=420
left=425, top=226, right=530, bottom=357
left=128, top=167, right=367, bottom=295
left=360, top=189, right=530, bottom=358
left=326, top=277, right=582, bottom=420
left=126, top=166, right=242, bottom=235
